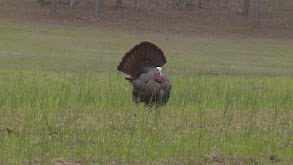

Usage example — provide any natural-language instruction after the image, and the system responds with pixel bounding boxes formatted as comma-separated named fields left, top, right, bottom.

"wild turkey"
left=117, top=41, right=172, bottom=106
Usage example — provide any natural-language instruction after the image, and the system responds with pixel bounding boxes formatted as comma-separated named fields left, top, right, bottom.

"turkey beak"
left=156, top=69, right=162, bottom=77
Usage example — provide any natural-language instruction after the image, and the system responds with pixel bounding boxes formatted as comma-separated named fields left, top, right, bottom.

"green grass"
left=0, top=21, right=293, bottom=164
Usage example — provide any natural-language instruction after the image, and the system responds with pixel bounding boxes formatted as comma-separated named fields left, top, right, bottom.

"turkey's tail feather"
left=117, top=41, right=167, bottom=78
left=125, top=77, right=136, bottom=82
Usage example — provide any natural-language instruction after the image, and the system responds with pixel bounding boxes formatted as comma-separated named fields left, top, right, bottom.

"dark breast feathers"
left=132, top=66, right=172, bottom=105
left=117, top=41, right=172, bottom=106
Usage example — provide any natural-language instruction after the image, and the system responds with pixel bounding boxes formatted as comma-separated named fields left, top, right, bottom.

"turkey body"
left=131, top=64, right=172, bottom=106
left=117, top=41, right=172, bottom=106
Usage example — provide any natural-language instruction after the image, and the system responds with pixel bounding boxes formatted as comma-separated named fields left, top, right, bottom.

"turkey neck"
left=136, top=63, right=155, bottom=77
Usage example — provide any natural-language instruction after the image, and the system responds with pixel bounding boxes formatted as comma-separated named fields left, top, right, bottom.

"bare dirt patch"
left=1, top=0, right=293, bottom=37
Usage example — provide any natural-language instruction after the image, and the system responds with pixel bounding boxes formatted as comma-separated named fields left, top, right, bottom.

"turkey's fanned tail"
left=117, top=41, right=167, bottom=78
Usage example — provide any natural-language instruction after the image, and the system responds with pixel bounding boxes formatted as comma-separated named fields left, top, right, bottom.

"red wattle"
left=157, top=75, right=164, bottom=83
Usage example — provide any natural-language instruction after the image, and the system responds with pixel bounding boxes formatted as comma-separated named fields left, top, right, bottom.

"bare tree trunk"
left=116, top=0, right=122, bottom=8
left=94, top=0, right=100, bottom=19
left=69, top=0, right=75, bottom=7
left=51, top=0, right=56, bottom=14
left=180, top=0, right=186, bottom=11
left=135, top=0, right=139, bottom=11
left=254, top=0, right=260, bottom=27
left=198, top=0, right=202, bottom=9
left=243, top=0, right=249, bottom=15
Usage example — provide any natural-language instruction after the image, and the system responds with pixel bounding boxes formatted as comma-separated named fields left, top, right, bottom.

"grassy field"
left=0, top=21, right=293, bottom=164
